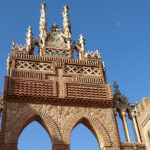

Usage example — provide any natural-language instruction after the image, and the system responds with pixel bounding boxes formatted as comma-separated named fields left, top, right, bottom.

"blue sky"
left=0, top=0, right=150, bottom=149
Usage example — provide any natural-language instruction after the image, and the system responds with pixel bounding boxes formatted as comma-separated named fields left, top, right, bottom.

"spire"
left=39, top=3, right=47, bottom=46
left=62, top=5, right=72, bottom=49
left=78, top=34, right=85, bottom=51
left=26, top=26, right=33, bottom=51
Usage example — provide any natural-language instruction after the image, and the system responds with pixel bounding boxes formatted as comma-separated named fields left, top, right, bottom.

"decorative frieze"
left=45, top=48, right=71, bottom=57
left=6, top=79, right=54, bottom=97
left=75, top=76, right=104, bottom=84
left=65, top=65, right=101, bottom=76
left=14, top=53, right=100, bottom=66
left=67, top=84, right=108, bottom=100
left=15, top=60, right=53, bottom=72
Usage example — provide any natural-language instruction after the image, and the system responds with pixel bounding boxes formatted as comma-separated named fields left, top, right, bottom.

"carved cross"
left=49, top=68, right=74, bottom=98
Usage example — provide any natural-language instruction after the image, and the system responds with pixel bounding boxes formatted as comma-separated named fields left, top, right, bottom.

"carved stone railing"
left=15, top=60, right=53, bottom=72
left=45, top=48, right=71, bottom=57
left=14, top=53, right=100, bottom=67
left=120, top=142, right=145, bottom=150
left=65, top=65, right=101, bottom=76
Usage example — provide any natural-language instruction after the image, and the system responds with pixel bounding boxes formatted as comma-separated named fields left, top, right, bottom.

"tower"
left=0, top=3, right=149, bottom=150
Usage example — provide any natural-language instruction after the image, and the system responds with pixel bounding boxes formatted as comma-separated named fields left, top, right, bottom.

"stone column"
left=130, top=111, right=141, bottom=143
left=120, top=109, right=131, bottom=142
left=53, top=144, right=70, bottom=150
left=0, top=143, right=18, bottom=150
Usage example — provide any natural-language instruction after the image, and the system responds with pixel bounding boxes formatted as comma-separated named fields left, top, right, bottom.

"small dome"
left=51, top=23, right=59, bottom=29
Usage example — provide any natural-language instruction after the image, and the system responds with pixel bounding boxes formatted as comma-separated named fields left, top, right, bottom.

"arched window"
left=18, top=121, right=52, bottom=150
left=73, top=49, right=79, bottom=59
left=70, top=123, right=100, bottom=150
left=34, top=45, right=39, bottom=56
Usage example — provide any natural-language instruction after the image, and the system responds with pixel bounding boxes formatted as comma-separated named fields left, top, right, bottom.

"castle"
left=0, top=3, right=149, bottom=150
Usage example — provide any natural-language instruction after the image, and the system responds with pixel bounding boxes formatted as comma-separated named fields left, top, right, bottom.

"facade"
left=0, top=3, right=149, bottom=150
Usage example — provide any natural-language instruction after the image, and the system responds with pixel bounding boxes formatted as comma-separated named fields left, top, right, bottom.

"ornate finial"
left=7, top=53, right=11, bottom=76
left=78, top=34, right=85, bottom=52
left=11, top=41, right=15, bottom=50
left=39, top=3, right=47, bottom=46
left=50, top=23, right=61, bottom=33
left=102, top=61, right=106, bottom=71
left=62, top=5, right=72, bottom=49
left=26, top=26, right=33, bottom=51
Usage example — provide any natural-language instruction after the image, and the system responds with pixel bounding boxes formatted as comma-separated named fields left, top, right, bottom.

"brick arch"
left=62, top=112, right=112, bottom=149
left=8, top=108, right=62, bottom=145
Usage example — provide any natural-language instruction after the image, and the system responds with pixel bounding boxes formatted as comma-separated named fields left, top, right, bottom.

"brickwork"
left=2, top=102, right=120, bottom=150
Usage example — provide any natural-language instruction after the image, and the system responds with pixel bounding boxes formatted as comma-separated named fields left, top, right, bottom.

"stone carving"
left=26, top=26, right=33, bottom=52
left=65, top=65, right=101, bottom=76
left=45, top=48, right=71, bottom=57
left=15, top=60, right=53, bottom=72
left=11, top=41, right=26, bottom=52
left=62, top=5, right=72, bottom=49
left=39, top=3, right=47, bottom=46
left=85, top=49, right=101, bottom=59
left=102, top=61, right=106, bottom=71
left=7, top=53, right=11, bottom=76
left=75, top=76, right=103, bottom=84
left=45, top=26, right=68, bottom=51
left=78, top=34, right=85, bottom=52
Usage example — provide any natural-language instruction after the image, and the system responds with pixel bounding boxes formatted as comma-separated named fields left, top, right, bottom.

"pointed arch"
left=71, top=117, right=100, bottom=149
left=70, top=123, right=100, bottom=150
left=71, top=42, right=80, bottom=53
left=18, top=120, right=52, bottom=150
left=62, top=112, right=112, bottom=149
left=71, top=42, right=81, bottom=59
left=8, top=108, right=62, bottom=146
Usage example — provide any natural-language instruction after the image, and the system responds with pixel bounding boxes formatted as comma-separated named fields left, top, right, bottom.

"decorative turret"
left=62, top=5, right=72, bottom=49
left=26, top=26, right=33, bottom=52
left=39, top=3, right=47, bottom=46
left=7, top=53, right=11, bottom=76
left=78, top=34, right=85, bottom=60
left=78, top=34, right=85, bottom=52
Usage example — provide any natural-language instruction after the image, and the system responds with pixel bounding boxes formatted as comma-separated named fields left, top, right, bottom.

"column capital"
left=120, top=108, right=127, bottom=118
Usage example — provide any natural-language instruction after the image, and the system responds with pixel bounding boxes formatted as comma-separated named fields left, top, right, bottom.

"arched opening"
left=73, top=49, right=79, bottom=59
left=34, top=45, right=39, bottom=56
left=116, top=110, right=137, bottom=142
left=126, top=111, right=136, bottom=142
left=18, top=121, right=52, bottom=150
left=70, top=123, right=100, bottom=150
left=116, top=112, right=126, bottom=142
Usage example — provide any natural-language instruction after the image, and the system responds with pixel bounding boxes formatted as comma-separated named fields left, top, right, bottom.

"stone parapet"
left=121, top=142, right=145, bottom=150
